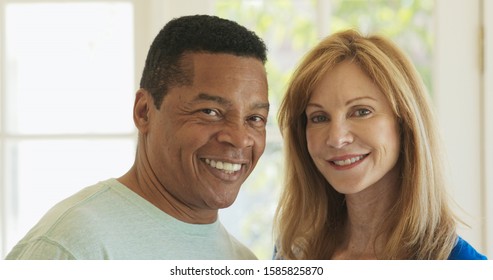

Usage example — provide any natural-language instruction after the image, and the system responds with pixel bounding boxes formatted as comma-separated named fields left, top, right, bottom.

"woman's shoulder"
left=448, top=236, right=488, bottom=260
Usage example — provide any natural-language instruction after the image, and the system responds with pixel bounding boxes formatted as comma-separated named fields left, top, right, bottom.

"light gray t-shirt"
left=6, top=179, right=256, bottom=260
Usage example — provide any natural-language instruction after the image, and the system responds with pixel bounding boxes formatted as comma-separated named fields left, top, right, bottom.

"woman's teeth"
left=333, top=155, right=365, bottom=166
left=205, top=159, right=242, bottom=174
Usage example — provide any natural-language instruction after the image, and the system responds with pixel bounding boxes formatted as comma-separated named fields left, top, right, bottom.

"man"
left=6, top=15, right=269, bottom=259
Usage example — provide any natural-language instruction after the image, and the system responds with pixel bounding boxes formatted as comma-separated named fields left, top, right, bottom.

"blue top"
left=273, top=236, right=487, bottom=260
left=448, top=236, right=487, bottom=260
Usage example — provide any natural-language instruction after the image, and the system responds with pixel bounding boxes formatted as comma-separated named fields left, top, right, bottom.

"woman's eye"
left=310, top=115, right=328, bottom=123
left=353, top=108, right=372, bottom=117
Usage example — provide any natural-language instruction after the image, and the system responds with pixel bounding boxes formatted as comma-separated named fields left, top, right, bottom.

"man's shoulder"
left=5, top=179, right=131, bottom=259
left=33, top=179, right=123, bottom=227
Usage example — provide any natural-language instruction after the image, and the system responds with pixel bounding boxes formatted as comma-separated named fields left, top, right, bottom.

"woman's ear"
left=133, top=89, right=151, bottom=134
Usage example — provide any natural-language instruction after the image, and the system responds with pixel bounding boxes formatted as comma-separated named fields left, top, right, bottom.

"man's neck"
left=118, top=164, right=218, bottom=224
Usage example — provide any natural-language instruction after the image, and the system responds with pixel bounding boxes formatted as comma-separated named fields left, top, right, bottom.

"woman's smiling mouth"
left=329, top=154, right=369, bottom=169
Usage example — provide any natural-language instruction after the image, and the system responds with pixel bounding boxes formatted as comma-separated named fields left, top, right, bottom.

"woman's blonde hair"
left=275, top=29, right=457, bottom=259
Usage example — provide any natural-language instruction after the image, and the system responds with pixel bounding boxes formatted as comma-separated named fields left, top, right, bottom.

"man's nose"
left=216, top=121, right=254, bottom=148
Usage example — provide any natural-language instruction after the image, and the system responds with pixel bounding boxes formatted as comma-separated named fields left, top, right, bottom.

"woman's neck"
left=333, top=173, right=400, bottom=259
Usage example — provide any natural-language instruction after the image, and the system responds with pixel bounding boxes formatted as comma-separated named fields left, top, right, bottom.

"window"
left=0, top=1, right=136, bottom=256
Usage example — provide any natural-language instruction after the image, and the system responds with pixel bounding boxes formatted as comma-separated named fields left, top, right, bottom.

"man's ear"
left=133, top=89, right=152, bottom=134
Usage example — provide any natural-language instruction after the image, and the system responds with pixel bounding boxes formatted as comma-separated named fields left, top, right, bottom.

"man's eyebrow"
left=252, top=102, right=270, bottom=111
left=193, top=92, right=269, bottom=111
left=193, top=93, right=232, bottom=106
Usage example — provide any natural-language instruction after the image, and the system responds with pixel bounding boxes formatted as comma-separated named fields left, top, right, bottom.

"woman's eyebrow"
left=306, top=96, right=378, bottom=110
left=345, top=96, right=377, bottom=106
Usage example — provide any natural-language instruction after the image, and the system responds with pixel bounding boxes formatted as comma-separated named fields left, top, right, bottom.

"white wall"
left=134, top=0, right=215, bottom=88
left=434, top=0, right=487, bottom=254
left=483, top=0, right=493, bottom=256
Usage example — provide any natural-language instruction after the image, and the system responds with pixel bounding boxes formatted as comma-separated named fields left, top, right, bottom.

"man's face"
left=145, top=53, right=269, bottom=211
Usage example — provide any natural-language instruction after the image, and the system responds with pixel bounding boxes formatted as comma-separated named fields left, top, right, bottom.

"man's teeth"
left=205, top=159, right=242, bottom=174
left=333, top=155, right=365, bottom=166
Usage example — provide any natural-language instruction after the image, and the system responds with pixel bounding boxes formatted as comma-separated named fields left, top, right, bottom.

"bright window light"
left=2, top=2, right=136, bottom=255
left=5, top=3, right=134, bottom=134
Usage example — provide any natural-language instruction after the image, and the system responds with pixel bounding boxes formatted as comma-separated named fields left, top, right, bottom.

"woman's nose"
left=325, top=121, right=354, bottom=149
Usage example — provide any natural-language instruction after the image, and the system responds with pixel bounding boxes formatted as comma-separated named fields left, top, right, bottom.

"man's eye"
left=250, top=115, right=263, bottom=122
left=201, top=108, right=219, bottom=116
left=249, top=115, right=267, bottom=127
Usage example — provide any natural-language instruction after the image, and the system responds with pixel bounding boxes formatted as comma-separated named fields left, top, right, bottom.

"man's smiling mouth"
left=205, top=159, right=242, bottom=174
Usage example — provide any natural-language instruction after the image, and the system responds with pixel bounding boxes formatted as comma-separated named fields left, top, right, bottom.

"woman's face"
left=305, top=61, right=401, bottom=195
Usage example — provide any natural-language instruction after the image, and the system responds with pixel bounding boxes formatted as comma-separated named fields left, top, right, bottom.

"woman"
left=274, top=29, right=486, bottom=259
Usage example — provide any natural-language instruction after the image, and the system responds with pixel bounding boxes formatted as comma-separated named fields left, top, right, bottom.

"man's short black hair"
left=139, top=15, right=268, bottom=108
